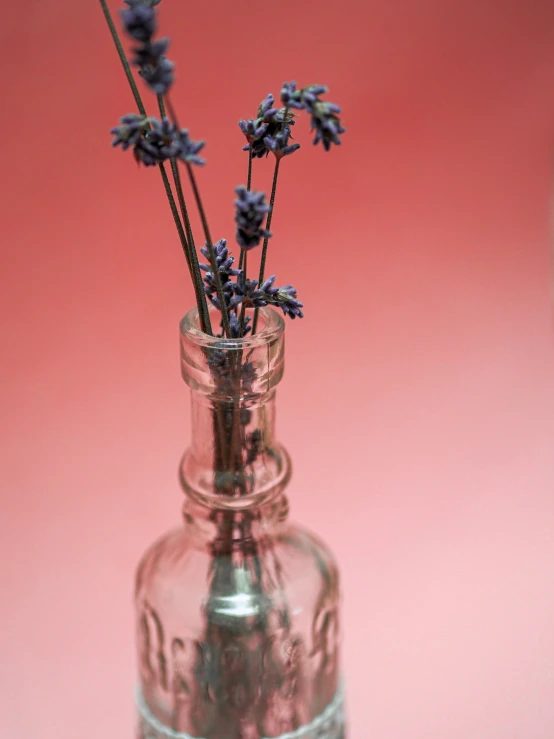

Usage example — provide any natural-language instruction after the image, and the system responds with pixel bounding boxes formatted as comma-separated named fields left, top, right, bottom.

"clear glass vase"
left=135, top=307, right=345, bottom=739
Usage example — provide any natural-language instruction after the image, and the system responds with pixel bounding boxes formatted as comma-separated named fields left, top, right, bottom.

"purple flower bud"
left=281, top=81, right=305, bottom=110
left=257, top=94, right=276, bottom=117
left=234, top=186, right=272, bottom=250
left=226, top=272, right=304, bottom=320
left=133, top=38, right=175, bottom=94
left=273, top=285, right=304, bottom=319
left=228, top=312, right=252, bottom=339
left=199, top=239, right=239, bottom=308
left=110, top=114, right=150, bottom=149
left=177, top=130, right=206, bottom=166
left=280, top=82, right=345, bottom=150
left=121, top=2, right=156, bottom=42
left=238, top=95, right=294, bottom=158
left=263, top=126, right=300, bottom=159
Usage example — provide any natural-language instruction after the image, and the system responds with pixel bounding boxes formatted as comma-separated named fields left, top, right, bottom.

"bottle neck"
left=179, top=386, right=291, bottom=512
left=182, top=491, right=290, bottom=552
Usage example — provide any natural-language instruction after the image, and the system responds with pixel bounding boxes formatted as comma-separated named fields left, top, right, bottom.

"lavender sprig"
left=132, top=38, right=174, bottom=95
left=229, top=312, right=251, bottom=338
left=110, top=113, right=150, bottom=149
left=238, top=94, right=278, bottom=159
left=99, top=0, right=212, bottom=334
left=234, top=187, right=272, bottom=250
left=225, top=272, right=304, bottom=320
left=281, top=81, right=346, bottom=150
left=178, top=130, right=206, bottom=166
left=263, top=126, right=300, bottom=159
left=309, top=101, right=345, bottom=151
left=200, top=239, right=240, bottom=310
left=110, top=115, right=205, bottom=166
left=121, top=0, right=175, bottom=95
left=137, top=116, right=180, bottom=164
left=227, top=273, right=272, bottom=310
left=260, top=276, right=304, bottom=319
left=121, top=1, right=157, bottom=41
left=280, top=82, right=327, bottom=110
left=239, top=95, right=295, bottom=159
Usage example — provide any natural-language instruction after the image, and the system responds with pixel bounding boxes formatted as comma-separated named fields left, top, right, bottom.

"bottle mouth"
left=180, top=305, right=286, bottom=397
left=180, top=305, right=285, bottom=351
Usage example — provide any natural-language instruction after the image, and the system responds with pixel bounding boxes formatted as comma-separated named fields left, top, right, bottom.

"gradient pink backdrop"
left=3, top=0, right=554, bottom=737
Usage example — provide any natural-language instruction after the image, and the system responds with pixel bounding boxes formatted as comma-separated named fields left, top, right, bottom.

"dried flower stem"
left=252, top=156, right=281, bottom=333
left=247, top=144, right=253, bottom=192
left=159, top=95, right=231, bottom=338
left=99, top=0, right=147, bottom=118
left=157, top=163, right=213, bottom=328
left=171, top=160, right=212, bottom=334
left=157, top=95, right=212, bottom=334
left=185, top=163, right=232, bottom=338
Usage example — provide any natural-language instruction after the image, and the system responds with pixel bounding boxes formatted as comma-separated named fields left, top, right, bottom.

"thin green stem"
left=98, top=0, right=147, bottom=118
left=185, top=164, right=232, bottom=338
left=252, top=157, right=281, bottom=333
left=157, top=95, right=212, bottom=335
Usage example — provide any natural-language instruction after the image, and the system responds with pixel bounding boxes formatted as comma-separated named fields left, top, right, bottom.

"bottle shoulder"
left=135, top=519, right=340, bottom=601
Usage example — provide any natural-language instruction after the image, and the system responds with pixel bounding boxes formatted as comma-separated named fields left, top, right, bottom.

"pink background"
left=3, top=0, right=554, bottom=737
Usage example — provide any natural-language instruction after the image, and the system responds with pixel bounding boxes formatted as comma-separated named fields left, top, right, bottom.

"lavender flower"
left=280, top=82, right=345, bottom=150
left=224, top=272, right=303, bottom=318
left=255, top=276, right=304, bottom=319
left=144, top=117, right=181, bottom=158
left=123, top=0, right=162, bottom=5
left=238, top=94, right=278, bottom=158
left=110, top=113, right=150, bottom=149
left=132, top=37, right=175, bottom=95
left=238, top=96, right=296, bottom=158
left=280, top=81, right=305, bottom=110
left=200, top=239, right=239, bottom=308
left=121, top=2, right=157, bottom=42
left=110, top=115, right=204, bottom=167
left=309, top=100, right=345, bottom=151
left=228, top=273, right=270, bottom=310
left=280, top=82, right=328, bottom=111
left=178, top=130, right=206, bottom=166
left=263, top=126, right=300, bottom=159
left=229, top=312, right=252, bottom=338
left=270, top=283, right=304, bottom=319
left=238, top=118, right=270, bottom=154
left=207, top=349, right=231, bottom=382
left=234, top=186, right=271, bottom=250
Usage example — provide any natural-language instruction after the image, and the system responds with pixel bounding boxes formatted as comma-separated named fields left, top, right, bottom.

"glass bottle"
left=135, top=306, right=345, bottom=739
